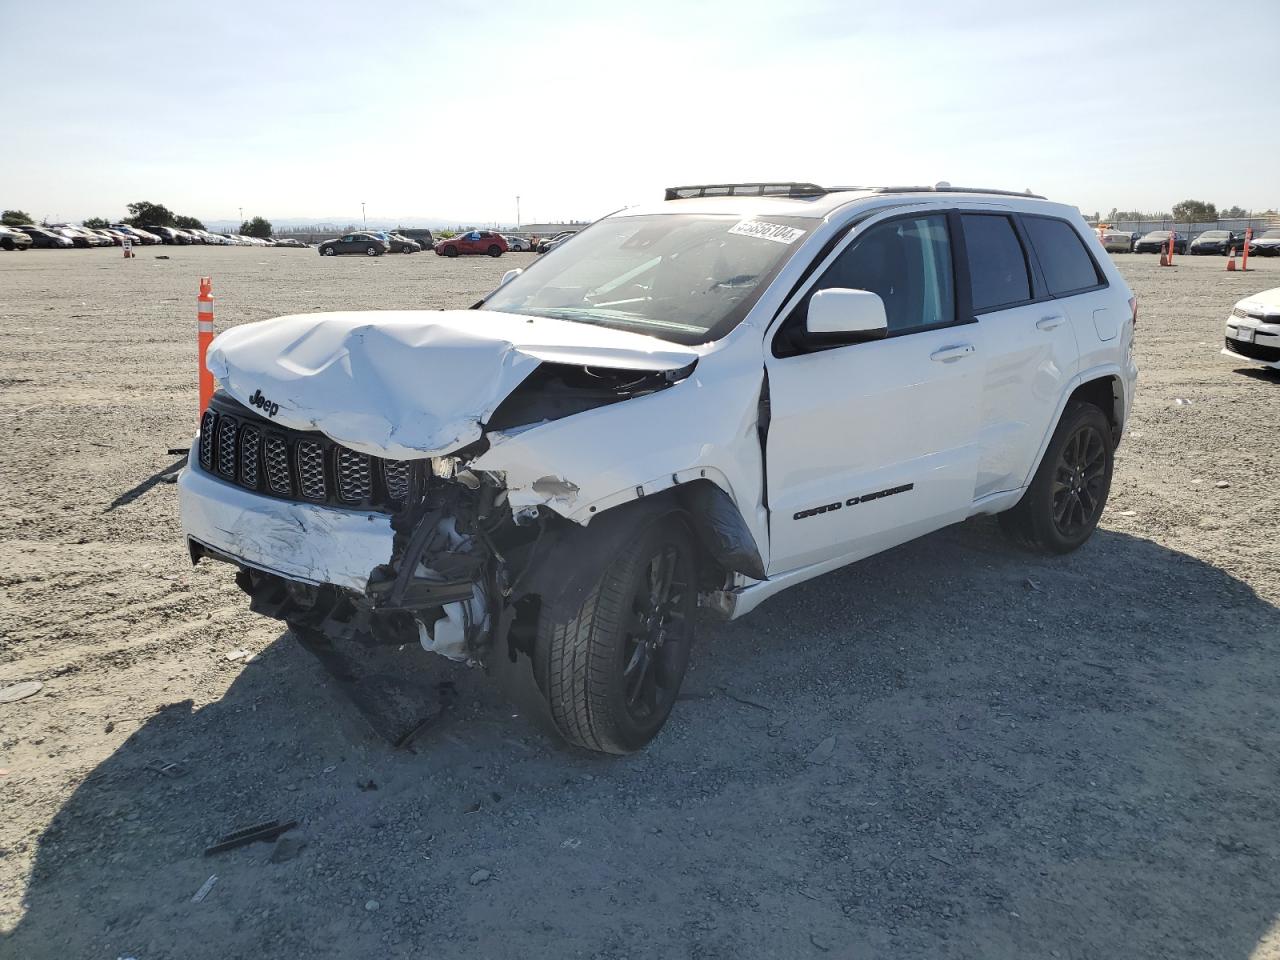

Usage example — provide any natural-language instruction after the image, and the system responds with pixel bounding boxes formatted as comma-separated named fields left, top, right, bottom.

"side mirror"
left=500, top=268, right=523, bottom=287
left=806, top=288, right=888, bottom=339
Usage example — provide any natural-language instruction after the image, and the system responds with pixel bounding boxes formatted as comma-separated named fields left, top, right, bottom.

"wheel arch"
left=512, top=480, right=763, bottom=623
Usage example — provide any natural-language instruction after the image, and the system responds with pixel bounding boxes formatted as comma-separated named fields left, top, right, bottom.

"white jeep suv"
left=179, top=182, right=1138, bottom=754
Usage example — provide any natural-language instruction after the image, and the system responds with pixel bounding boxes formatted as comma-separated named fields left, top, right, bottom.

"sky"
left=2, top=0, right=1277, bottom=226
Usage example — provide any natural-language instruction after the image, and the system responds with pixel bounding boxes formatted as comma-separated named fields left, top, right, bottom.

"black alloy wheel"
left=619, top=543, right=690, bottom=726
left=998, top=401, right=1114, bottom=554
left=487, top=244, right=502, bottom=257
left=444, top=245, right=458, bottom=257
left=1051, top=423, right=1108, bottom=539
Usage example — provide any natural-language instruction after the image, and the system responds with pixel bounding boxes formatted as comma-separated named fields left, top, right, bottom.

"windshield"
left=1201, top=231, right=1228, bottom=239
left=1261, top=230, right=1280, bottom=239
left=1147, top=231, right=1170, bottom=239
left=480, top=213, right=815, bottom=344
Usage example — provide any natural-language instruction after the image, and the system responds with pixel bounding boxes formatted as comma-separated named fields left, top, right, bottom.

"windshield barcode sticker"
left=728, top=220, right=805, bottom=245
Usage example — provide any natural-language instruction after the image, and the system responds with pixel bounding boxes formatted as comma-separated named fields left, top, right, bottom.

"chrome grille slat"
left=239, top=425, right=261, bottom=487
left=264, top=435, right=292, bottom=495
left=198, top=411, right=217, bottom=470
left=296, top=440, right=327, bottom=500
left=216, top=417, right=238, bottom=477
left=383, top=459, right=412, bottom=503
left=336, top=447, right=372, bottom=502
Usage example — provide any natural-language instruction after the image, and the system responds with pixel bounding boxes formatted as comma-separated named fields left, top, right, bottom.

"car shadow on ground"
left=6, top=521, right=1280, bottom=959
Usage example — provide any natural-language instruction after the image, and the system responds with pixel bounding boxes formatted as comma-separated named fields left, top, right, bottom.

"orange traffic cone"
left=1227, top=248, right=1237, bottom=272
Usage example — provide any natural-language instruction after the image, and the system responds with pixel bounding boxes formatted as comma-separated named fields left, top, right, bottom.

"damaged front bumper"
left=179, top=461, right=397, bottom=591
left=179, top=456, right=501, bottom=663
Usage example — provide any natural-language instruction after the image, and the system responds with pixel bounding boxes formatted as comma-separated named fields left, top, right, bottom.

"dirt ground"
left=1, top=245, right=1279, bottom=960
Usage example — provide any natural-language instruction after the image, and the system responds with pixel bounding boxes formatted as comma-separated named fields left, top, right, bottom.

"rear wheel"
left=487, top=244, right=502, bottom=257
left=999, top=401, right=1113, bottom=554
left=534, top=516, right=696, bottom=754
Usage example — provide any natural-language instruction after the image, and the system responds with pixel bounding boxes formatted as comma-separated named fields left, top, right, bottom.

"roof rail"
left=871, top=185, right=1044, bottom=199
left=664, top=182, right=830, bottom=201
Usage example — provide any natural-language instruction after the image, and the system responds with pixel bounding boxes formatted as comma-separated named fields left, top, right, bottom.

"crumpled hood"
left=206, top=309, right=701, bottom=459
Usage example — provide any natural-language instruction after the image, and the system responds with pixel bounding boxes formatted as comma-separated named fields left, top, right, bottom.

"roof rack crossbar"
left=663, top=182, right=829, bottom=201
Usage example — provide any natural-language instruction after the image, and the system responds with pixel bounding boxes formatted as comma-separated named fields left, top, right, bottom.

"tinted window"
left=1023, top=216, right=1102, bottom=295
left=961, top=215, right=1031, bottom=312
left=806, top=215, right=955, bottom=335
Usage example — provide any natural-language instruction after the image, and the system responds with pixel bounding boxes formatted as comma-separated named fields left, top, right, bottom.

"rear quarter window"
left=1023, top=216, right=1105, bottom=295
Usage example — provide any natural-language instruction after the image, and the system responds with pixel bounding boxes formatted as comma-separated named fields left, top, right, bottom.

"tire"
left=322, top=246, right=336, bottom=256
left=1, top=239, right=12, bottom=251
left=533, top=515, right=697, bottom=754
left=365, top=246, right=379, bottom=257
left=444, top=245, right=458, bottom=258
left=999, top=401, right=1114, bottom=554
left=487, top=244, right=502, bottom=257
left=401, top=245, right=414, bottom=254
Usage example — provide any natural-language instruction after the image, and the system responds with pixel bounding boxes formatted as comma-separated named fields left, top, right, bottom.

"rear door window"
left=960, top=215, right=1032, bottom=312
left=1022, top=216, right=1104, bottom=295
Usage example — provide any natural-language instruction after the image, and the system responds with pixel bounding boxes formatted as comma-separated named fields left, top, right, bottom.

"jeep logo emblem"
left=248, top=389, right=280, bottom=418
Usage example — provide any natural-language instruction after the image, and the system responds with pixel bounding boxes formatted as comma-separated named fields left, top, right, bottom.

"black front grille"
left=1226, top=336, right=1280, bottom=363
left=196, top=396, right=423, bottom=511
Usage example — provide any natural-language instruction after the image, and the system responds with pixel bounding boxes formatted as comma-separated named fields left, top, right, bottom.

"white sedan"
left=503, top=235, right=531, bottom=251
left=1223, top=287, right=1280, bottom=370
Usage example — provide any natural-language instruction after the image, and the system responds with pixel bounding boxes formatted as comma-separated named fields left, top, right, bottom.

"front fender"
left=471, top=361, right=770, bottom=556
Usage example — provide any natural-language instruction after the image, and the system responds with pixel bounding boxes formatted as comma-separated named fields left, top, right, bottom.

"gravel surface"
left=1, top=247, right=1279, bottom=959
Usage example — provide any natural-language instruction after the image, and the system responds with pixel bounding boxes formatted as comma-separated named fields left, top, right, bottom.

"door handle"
left=929, top=344, right=976, bottom=363
left=1036, top=314, right=1066, bottom=331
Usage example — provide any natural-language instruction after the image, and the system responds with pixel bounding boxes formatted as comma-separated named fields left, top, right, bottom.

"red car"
left=434, top=230, right=508, bottom=258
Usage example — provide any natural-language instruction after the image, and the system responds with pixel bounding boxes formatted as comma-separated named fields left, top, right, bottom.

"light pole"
left=361, top=202, right=366, bottom=227
left=516, top=195, right=521, bottom=229
left=238, top=207, right=244, bottom=226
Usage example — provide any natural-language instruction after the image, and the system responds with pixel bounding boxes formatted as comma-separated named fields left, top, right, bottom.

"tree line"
left=0, top=202, right=272, bottom=239
left=1100, top=200, right=1277, bottom=223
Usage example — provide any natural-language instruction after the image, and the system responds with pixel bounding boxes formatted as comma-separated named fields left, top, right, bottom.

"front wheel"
left=443, top=245, right=458, bottom=257
left=999, top=401, right=1114, bottom=554
left=534, top=516, right=696, bottom=754
left=322, top=246, right=336, bottom=256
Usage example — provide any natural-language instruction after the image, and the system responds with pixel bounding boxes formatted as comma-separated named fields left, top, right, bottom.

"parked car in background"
left=109, top=224, right=162, bottom=244
left=1134, top=230, right=1185, bottom=254
left=0, top=225, right=33, bottom=250
left=386, top=233, right=422, bottom=254
left=318, top=233, right=389, bottom=256
left=1189, top=230, right=1245, bottom=255
left=1098, top=229, right=1133, bottom=253
left=434, top=230, right=508, bottom=257
left=504, top=235, right=531, bottom=252
left=97, top=228, right=130, bottom=245
left=1247, top=230, right=1280, bottom=257
left=48, top=225, right=108, bottom=248
left=17, top=225, right=74, bottom=248
left=394, top=228, right=435, bottom=250
left=536, top=230, right=577, bottom=253
left=273, top=238, right=309, bottom=248
left=144, top=225, right=189, bottom=244
left=1222, top=286, right=1280, bottom=370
